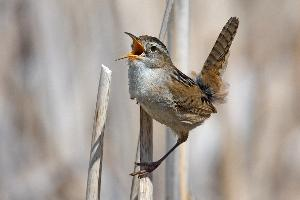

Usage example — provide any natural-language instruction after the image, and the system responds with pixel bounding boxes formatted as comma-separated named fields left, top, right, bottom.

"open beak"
left=116, top=32, right=145, bottom=61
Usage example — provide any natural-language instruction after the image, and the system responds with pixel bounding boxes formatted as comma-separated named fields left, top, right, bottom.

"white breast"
left=128, top=61, right=170, bottom=102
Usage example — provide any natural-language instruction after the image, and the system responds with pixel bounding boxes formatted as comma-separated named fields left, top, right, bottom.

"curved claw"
left=130, top=170, right=149, bottom=178
left=130, top=161, right=162, bottom=178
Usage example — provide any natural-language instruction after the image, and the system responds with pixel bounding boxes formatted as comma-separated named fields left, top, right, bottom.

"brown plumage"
left=120, top=17, right=239, bottom=177
left=169, top=68, right=216, bottom=126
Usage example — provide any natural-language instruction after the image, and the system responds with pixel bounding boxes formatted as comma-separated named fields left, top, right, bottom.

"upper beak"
left=116, top=32, right=145, bottom=61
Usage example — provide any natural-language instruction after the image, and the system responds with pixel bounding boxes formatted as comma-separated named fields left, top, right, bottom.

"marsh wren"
left=118, top=17, right=239, bottom=177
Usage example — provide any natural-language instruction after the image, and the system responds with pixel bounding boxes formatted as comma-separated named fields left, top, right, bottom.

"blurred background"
left=1, top=0, right=300, bottom=199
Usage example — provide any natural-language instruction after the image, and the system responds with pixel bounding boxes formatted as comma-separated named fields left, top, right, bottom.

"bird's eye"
left=150, top=46, right=157, bottom=52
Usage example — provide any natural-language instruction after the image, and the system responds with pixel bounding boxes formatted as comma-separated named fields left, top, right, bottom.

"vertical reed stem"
left=86, top=64, right=112, bottom=200
left=166, top=0, right=190, bottom=199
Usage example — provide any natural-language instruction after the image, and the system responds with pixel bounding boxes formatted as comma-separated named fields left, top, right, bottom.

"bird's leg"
left=130, top=134, right=188, bottom=178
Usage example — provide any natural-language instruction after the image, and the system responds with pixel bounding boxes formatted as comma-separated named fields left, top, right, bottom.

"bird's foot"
left=130, top=161, right=161, bottom=178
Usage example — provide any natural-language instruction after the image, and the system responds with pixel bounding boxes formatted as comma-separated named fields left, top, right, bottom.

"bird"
left=117, top=17, right=239, bottom=177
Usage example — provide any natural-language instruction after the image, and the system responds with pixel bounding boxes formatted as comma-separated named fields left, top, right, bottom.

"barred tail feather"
left=197, top=17, right=239, bottom=103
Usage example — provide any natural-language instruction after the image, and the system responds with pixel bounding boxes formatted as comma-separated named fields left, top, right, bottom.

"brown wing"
left=168, top=68, right=216, bottom=124
left=197, top=17, right=239, bottom=103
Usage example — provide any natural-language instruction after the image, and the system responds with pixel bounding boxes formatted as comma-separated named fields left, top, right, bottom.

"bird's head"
left=117, top=32, right=172, bottom=68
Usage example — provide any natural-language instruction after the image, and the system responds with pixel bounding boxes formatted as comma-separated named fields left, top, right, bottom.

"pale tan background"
left=1, top=0, right=300, bottom=199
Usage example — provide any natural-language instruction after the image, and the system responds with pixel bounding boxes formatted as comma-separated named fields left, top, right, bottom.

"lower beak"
left=127, top=53, right=140, bottom=60
left=115, top=53, right=141, bottom=61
